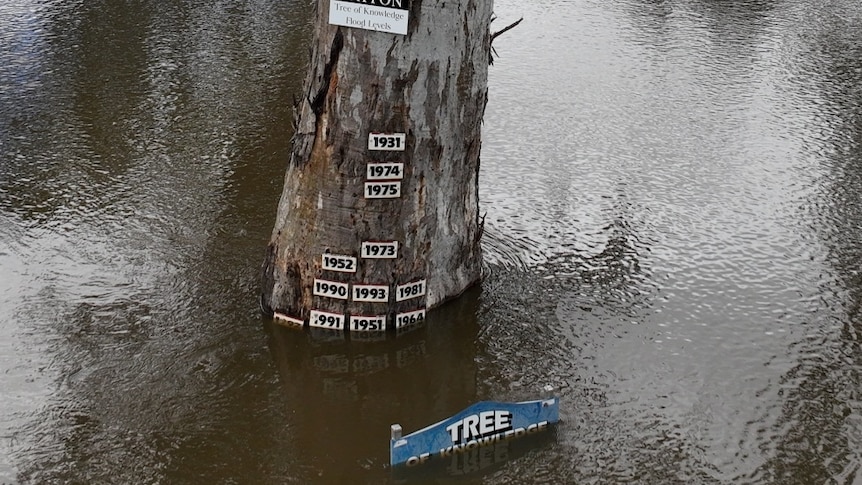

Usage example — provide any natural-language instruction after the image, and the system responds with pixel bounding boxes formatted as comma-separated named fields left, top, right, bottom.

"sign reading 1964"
left=368, top=132, right=406, bottom=151
left=396, top=308, right=425, bottom=329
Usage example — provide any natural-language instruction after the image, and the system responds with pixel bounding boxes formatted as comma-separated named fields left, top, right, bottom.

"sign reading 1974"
left=368, top=132, right=406, bottom=151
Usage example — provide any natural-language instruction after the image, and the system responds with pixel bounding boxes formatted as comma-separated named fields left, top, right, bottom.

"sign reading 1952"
left=396, top=279, right=426, bottom=302
left=365, top=181, right=401, bottom=199
left=322, top=253, right=357, bottom=272
left=313, top=279, right=349, bottom=300
left=352, top=283, right=389, bottom=302
left=361, top=240, right=398, bottom=259
left=310, top=309, right=345, bottom=329
left=396, top=308, right=425, bottom=329
left=368, top=132, right=406, bottom=151
left=367, top=162, right=404, bottom=180
left=350, top=315, right=386, bottom=332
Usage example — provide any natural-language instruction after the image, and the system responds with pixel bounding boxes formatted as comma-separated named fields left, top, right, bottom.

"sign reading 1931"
left=329, top=0, right=409, bottom=35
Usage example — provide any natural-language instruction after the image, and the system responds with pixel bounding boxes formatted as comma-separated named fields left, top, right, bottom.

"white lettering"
left=446, top=411, right=514, bottom=444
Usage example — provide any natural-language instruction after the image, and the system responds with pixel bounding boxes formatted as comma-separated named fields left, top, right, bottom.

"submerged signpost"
left=390, top=396, right=560, bottom=469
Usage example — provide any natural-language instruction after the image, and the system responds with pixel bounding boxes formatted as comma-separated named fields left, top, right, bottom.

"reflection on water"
left=2, top=0, right=862, bottom=483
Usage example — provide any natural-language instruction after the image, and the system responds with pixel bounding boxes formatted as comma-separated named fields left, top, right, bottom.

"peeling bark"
left=261, top=0, right=491, bottom=327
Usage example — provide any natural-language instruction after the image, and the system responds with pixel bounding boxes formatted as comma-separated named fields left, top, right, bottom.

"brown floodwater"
left=3, top=0, right=862, bottom=483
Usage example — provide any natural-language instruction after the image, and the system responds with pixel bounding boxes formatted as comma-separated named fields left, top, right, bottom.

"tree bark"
left=261, top=0, right=491, bottom=330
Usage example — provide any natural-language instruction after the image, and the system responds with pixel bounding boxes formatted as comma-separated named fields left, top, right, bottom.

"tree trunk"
left=261, top=0, right=491, bottom=331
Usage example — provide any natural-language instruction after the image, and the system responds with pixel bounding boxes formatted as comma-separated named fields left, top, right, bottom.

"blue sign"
left=390, top=397, right=560, bottom=467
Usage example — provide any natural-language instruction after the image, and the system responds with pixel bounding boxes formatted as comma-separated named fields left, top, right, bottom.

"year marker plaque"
left=367, top=162, right=404, bottom=180
left=395, top=308, right=426, bottom=329
left=322, top=254, right=357, bottom=273
left=310, top=309, right=346, bottom=330
left=313, top=279, right=350, bottom=300
left=364, top=181, right=401, bottom=199
left=368, top=132, right=406, bottom=151
left=396, top=279, right=426, bottom=302
left=361, top=240, right=398, bottom=259
left=349, top=314, right=387, bottom=332
left=352, top=283, right=389, bottom=302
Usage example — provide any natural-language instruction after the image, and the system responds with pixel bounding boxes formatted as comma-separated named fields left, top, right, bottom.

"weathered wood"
left=261, top=0, right=491, bottom=327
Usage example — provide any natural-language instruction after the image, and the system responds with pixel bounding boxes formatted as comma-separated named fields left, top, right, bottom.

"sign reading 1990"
left=329, top=0, right=409, bottom=35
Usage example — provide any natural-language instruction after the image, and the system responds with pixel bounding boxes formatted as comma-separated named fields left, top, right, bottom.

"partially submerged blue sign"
left=390, top=397, right=560, bottom=468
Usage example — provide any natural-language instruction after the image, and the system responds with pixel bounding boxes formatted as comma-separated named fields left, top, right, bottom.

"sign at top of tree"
left=329, top=0, right=410, bottom=35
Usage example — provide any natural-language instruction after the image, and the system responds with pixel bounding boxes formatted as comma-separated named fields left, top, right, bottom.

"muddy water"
left=3, top=0, right=862, bottom=483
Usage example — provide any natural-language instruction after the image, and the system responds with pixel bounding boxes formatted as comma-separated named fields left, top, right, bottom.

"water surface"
left=2, top=0, right=862, bottom=483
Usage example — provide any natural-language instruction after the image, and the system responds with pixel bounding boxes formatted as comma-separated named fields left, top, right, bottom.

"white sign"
left=365, top=181, right=401, bottom=199
left=396, top=279, right=426, bottom=302
left=368, top=132, right=406, bottom=151
left=313, top=279, right=350, bottom=300
left=273, top=312, right=303, bottom=326
left=329, top=0, right=409, bottom=35
left=349, top=314, right=387, bottom=332
left=396, top=308, right=425, bottom=329
left=361, top=240, right=398, bottom=259
left=367, top=162, right=404, bottom=180
left=322, top=253, right=357, bottom=272
left=310, top=309, right=346, bottom=329
left=352, top=283, right=389, bottom=302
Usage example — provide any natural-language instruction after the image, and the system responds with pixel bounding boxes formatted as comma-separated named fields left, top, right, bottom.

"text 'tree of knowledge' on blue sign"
left=329, top=0, right=409, bottom=35
left=390, top=397, right=560, bottom=467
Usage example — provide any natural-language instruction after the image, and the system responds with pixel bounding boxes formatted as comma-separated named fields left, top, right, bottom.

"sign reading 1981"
left=368, top=133, right=406, bottom=151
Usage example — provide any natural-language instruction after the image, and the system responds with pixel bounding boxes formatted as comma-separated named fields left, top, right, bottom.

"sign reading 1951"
left=350, top=315, right=386, bottom=332
left=368, top=133, right=406, bottom=151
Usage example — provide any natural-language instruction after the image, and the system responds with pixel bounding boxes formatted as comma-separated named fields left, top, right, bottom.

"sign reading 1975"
left=329, top=0, right=409, bottom=36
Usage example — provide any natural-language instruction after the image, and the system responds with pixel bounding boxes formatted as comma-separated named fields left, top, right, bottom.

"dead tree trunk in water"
left=261, top=0, right=491, bottom=331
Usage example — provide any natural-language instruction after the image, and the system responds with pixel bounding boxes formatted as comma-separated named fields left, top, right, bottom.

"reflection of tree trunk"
left=260, top=0, right=491, bottom=326
left=266, top=291, right=481, bottom=481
